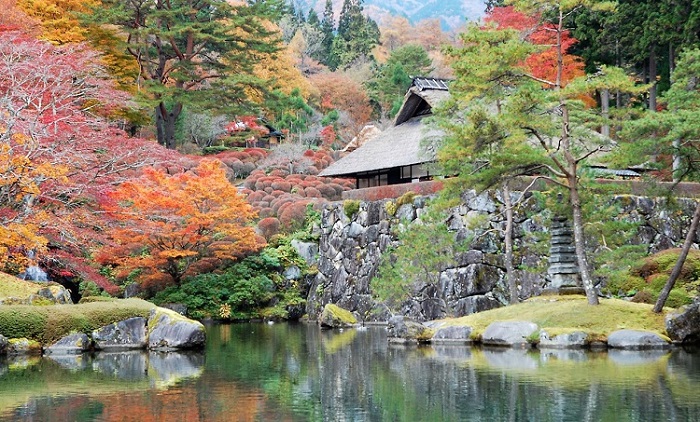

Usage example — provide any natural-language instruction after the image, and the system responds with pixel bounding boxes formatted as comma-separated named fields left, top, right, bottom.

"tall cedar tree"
left=437, top=1, right=642, bottom=305
left=330, top=0, right=379, bottom=70
left=91, top=0, right=281, bottom=149
left=319, top=0, right=335, bottom=67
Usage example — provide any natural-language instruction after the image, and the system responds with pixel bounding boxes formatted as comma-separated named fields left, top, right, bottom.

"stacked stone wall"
left=306, top=190, right=700, bottom=322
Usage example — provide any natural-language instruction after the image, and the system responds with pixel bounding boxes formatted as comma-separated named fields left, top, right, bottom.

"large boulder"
left=291, top=239, right=319, bottom=265
left=148, top=308, right=206, bottom=350
left=45, top=333, right=92, bottom=355
left=0, top=335, right=7, bottom=355
left=481, top=321, right=538, bottom=347
left=93, top=317, right=147, bottom=351
left=607, top=330, right=670, bottom=349
left=538, top=330, right=589, bottom=349
left=431, top=325, right=473, bottom=344
left=665, top=302, right=700, bottom=343
left=318, top=304, right=357, bottom=329
left=387, top=316, right=433, bottom=344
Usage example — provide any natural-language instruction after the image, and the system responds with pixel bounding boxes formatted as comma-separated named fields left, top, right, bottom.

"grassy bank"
left=440, top=295, right=670, bottom=341
left=0, top=273, right=65, bottom=301
left=0, top=298, right=154, bottom=345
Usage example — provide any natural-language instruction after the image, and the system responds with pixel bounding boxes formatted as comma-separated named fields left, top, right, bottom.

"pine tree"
left=368, top=44, right=433, bottom=118
left=89, top=0, right=280, bottom=149
left=436, top=1, right=643, bottom=305
left=616, top=49, right=700, bottom=311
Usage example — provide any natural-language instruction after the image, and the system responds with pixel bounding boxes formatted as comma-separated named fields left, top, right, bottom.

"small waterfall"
left=22, top=266, right=49, bottom=282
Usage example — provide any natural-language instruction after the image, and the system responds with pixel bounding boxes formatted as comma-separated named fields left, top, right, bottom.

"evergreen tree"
left=320, top=0, right=336, bottom=67
left=331, top=0, right=379, bottom=69
left=368, top=44, right=433, bottom=118
left=89, top=0, right=280, bottom=149
left=308, top=8, right=320, bottom=27
left=616, top=49, right=700, bottom=311
left=436, top=0, right=643, bottom=305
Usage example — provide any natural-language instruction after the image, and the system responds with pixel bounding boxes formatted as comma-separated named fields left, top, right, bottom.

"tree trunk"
left=649, top=46, right=657, bottom=111
left=556, top=8, right=597, bottom=305
left=601, top=89, right=610, bottom=137
left=673, top=138, right=682, bottom=182
left=569, top=175, right=599, bottom=305
left=653, top=201, right=700, bottom=313
left=155, top=106, right=165, bottom=147
left=503, top=184, right=518, bottom=304
left=156, top=102, right=183, bottom=150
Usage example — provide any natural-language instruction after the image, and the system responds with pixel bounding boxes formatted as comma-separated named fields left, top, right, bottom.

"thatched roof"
left=320, top=77, right=449, bottom=178
left=319, top=115, right=442, bottom=177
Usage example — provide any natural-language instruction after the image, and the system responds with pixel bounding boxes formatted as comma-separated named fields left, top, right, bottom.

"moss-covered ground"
left=0, top=274, right=156, bottom=345
left=0, top=272, right=63, bottom=300
left=439, top=295, right=670, bottom=341
left=0, top=298, right=155, bottom=345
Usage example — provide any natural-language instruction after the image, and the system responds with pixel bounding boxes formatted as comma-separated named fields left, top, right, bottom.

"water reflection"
left=0, top=324, right=699, bottom=421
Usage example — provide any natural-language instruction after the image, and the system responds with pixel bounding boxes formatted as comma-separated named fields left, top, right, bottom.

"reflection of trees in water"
left=4, top=325, right=700, bottom=421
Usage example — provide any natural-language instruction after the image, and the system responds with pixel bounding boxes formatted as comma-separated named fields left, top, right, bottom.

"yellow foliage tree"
left=17, top=0, right=97, bottom=44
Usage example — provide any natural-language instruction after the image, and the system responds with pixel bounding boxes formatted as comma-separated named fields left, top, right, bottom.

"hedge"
left=0, top=298, right=154, bottom=345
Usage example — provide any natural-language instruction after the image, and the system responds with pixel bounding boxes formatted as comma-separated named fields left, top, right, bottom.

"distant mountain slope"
left=296, top=0, right=485, bottom=30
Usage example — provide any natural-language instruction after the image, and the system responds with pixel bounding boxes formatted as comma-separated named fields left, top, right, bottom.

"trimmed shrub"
left=257, top=217, right=281, bottom=240
left=0, top=299, right=153, bottom=345
left=279, top=202, right=311, bottom=231
left=304, top=186, right=322, bottom=198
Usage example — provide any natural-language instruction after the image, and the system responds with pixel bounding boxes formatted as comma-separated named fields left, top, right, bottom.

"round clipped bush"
left=258, top=207, right=274, bottom=219
left=257, top=217, right=281, bottom=240
left=279, top=201, right=311, bottom=231
left=304, top=186, right=322, bottom=198
left=271, top=181, right=292, bottom=192
left=315, top=184, right=337, bottom=199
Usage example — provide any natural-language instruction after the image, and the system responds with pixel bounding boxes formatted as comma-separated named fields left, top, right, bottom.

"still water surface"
left=1, top=323, right=699, bottom=421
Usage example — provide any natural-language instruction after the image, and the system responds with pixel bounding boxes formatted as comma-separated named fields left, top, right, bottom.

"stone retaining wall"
left=306, top=189, right=700, bottom=322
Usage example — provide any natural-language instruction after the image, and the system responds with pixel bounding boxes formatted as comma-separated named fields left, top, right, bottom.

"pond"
left=1, top=323, right=699, bottom=421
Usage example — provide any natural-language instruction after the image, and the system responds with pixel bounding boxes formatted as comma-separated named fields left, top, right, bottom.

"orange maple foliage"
left=486, top=6, right=585, bottom=87
left=97, top=160, right=263, bottom=292
left=308, top=72, right=373, bottom=141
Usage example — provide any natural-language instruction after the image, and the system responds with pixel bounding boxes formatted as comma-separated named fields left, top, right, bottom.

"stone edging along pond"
left=0, top=298, right=205, bottom=356
left=316, top=298, right=700, bottom=350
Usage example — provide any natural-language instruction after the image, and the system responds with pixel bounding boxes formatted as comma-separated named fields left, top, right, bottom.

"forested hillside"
left=3, top=0, right=700, bottom=319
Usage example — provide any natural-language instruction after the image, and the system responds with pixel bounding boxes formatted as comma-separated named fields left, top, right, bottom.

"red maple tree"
left=485, top=6, right=585, bottom=87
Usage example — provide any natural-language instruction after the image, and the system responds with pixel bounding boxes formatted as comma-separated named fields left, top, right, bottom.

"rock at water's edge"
left=431, top=325, right=473, bottom=344
left=93, top=317, right=147, bottom=351
left=387, top=316, right=433, bottom=344
left=148, top=309, right=206, bottom=350
left=45, top=333, right=91, bottom=355
left=538, top=330, right=588, bottom=349
left=481, top=321, right=538, bottom=347
left=607, top=329, right=670, bottom=349
left=665, top=302, right=700, bottom=343
left=7, top=338, right=42, bottom=355
left=319, top=304, right=357, bottom=329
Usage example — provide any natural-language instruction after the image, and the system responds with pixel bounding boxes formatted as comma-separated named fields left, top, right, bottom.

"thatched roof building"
left=319, top=77, right=448, bottom=188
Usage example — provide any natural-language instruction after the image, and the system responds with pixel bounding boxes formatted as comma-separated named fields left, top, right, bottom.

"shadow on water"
left=2, top=323, right=700, bottom=421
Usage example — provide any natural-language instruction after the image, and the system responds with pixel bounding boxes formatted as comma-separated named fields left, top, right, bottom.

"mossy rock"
left=318, top=304, right=357, bottom=329
left=7, top=338, right=42, bottom=355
